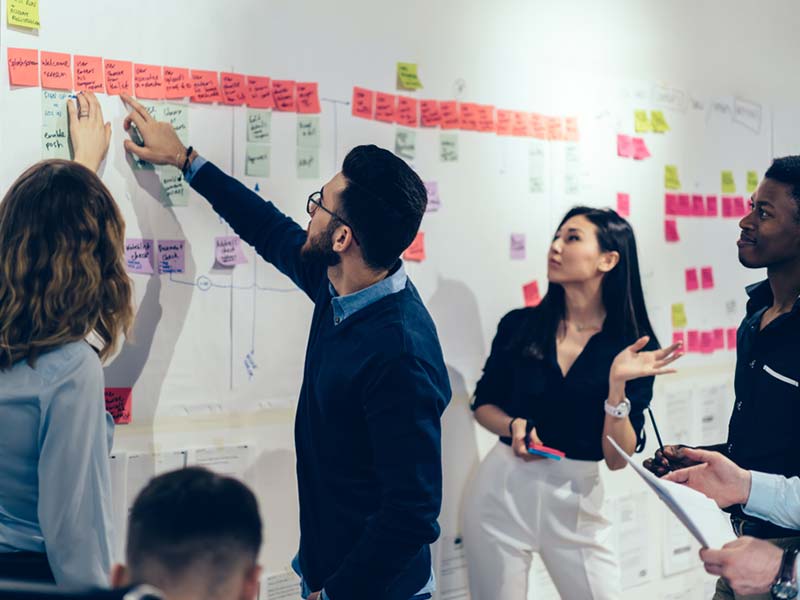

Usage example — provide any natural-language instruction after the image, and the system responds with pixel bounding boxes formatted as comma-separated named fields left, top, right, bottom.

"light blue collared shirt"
left=328, top=263, right=408, bottom=326
left=0, top=341, right=114, bottom=588
left=184, top=154, right=207, bottom=183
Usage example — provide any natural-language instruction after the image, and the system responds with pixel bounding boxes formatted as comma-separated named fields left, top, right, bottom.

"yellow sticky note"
left=396, top=62, right=423, bottom=91
left=665, top=165, right=681, bottom=190
left=634, top=109, right=651, bottom=133
left=651, top=110, right=670, bottom=133
left=671, top=303, right=688, bottom=329
left=747, top=170, right=759, bottom=193
left=721, top=170, right=736, bottom=193
left=7, top=0, right=39, bottom=29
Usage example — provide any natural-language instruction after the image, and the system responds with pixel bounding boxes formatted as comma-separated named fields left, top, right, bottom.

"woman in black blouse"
left=463, top=207, right=682, bottom=600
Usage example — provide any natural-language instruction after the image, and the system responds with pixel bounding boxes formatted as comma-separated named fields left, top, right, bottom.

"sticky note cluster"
left=125, top=238, right=186, bottom=274
left=616, top=134, right=650, bottom=160
left=684, top=266, right=715, bottom=292
left=671, top=328, right=736, bottom=354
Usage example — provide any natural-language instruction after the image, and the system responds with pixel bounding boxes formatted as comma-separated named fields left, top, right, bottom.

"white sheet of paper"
left=439, top=535, right=470, bottom=600
left=662, top=510, right=697, bottom=576
left=191, top=445, right=250, bottom=478
left=258, top=571, right=301, bottom=600
left=664, top=388, right=694, bottom=444
left=614, top=492, right=652, bottom=588
left=109, top=452, right=128, bottom=563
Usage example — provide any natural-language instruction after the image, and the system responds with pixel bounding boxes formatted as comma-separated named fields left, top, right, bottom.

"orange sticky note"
left=564, top=117, right=580, bottom=141
left=459, top=103, right=479, bottom=131
left=74, top=55, right=104, bottom=92
left=247, top=76, right=275, bottom=109
left=685, top=268, right=699, bottom=292
left=163, top=67, right=192, bottom=99
left=511, top=111, right=528, bottom=136
left=105, top=387, right=132, bottom=424
left=396, top=96, right=418, bottom=127
left=374, top=92, right=396, bottom=123
left=665, top=219, right=680, bottom=242
left=104, top=59, right=132, bottom=95
left=616, top=193, right=630, bottom=217
left=530, top=113, right=547, bottom=139
left=40, top=51, right=72, bottom=90
left=272, top=80, right=296, bottom=111
left=477, top=104, right=495, bottom=132
left=523, top=280, right=541, bottom=307
left=221, top=72, right=246, bottom=105
left=134, top=64, right=163, bottom=99
left=297, top=82, right=321, bottom=113
left=439, top=101, right=459, bottom=129
left=8, top=47, right=39, bottom=87
left=351, top=86, right=374, bottom=119
left=420, top=100, right=441, bottom=127
left=546, top=116, right=563, bottom=140
left=701, top=266, right=714, bottom=289
left=191, top=70, right=222, bottom=103
left=403, top=232, right=425, bottom=262
left=496, top=109, right=513, bottom=135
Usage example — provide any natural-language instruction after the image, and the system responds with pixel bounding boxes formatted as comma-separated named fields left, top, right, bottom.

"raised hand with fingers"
left=120, top=93, right=190, bottom=168
left=68, top=91, right=112, bottom=172
left=609, top=336, right=683, bottom=387
left=662, top=447, right=751, bottom=507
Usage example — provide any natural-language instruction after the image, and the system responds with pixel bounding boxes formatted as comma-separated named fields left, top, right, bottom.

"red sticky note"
left=700, top=331, right=714, bottom=354
left=402, top=232, right=425, bottom=262
left=530, top=113, right=547, bottom=139
left=672, top=331, right=686, bottom=347
left=439, top=101, right=459, bottom=129
left=351, top=86, right=373, bottom=118
left=685, top=268, right=699, bottom=291
left=8, top=47, right=39, bottom=86
left=134, top=64, right=163, bottom=99
left=678, top=193, right=691, bottom=216
left=374, top=92, right=396, bottom=123
left=477, top=104, right=495, bottom=132
left=272, top=80, right=297, bottom=111
left=163, top=67, right=192, bottom=99
left=687, top=330, right=700, bottom=353
left=495, top=109, right=512, bottom=135
left=297, top=82, right=321, bottom=114
left=691, top=194, right=705, bottom=216
left=105, top=387, right=132, bottom=424
left=706, top=195, right=718, bottom=217
left=665, top=193, right=678, bottom=215
left=221, top=72, right=247, bottom=105
left=73, top=55, right=104, bottom=93
left=247, top=76, right=275, bottom=109
left=546, top=116, right=564, bottom=141
left=616, top=193, right=630, bottom=217
left=523, top=280, right=541, bottom=307
left=395, top=96, right=418, bottom=127
left=733, top=196, right=746, bottom=217
left=564, top=117, right=580, bottom=141
left=459, top=103, right=479, bottom=131
left=420, top=100, right=441, bottom=127
left=104, top=59, right=132, bottom=95
left=632, top=137, right=650, bottom=160
left=617, top=134, right=633, bottom=158
left=40, top=51, right=72, bottom=90
left=665, top=219, right=680, bottom=242
left=191, top=70, right=222, bottom=103
left=701, top=266, right=714, bottom=289
left=511, top=111, right=528, bottom=137
left=713, top=328, right=725, bottom=350
left=726, top=327, right=738, bottom=350
left=722, top=196, right=733, bottom=218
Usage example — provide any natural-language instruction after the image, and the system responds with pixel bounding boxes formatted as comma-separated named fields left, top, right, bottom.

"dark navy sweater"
left=191, top=162, right=451, bottom=600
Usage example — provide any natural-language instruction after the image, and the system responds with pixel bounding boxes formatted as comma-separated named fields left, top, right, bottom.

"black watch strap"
left=772, top=547, right=799, bottom=600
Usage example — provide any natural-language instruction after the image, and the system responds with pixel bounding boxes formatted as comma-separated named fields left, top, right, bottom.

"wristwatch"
left=604, top=397, right=631, bottom=418
left=771, top=547, right=799, bottom=600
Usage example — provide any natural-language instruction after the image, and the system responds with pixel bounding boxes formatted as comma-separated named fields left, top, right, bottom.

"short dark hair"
left=127, top=467, right=262, bottom=583
left=765, top=156, right=800, bottom=221
left=338, top=145, right=427, bottom=270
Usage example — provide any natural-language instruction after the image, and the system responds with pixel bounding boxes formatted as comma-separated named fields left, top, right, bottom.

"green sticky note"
left=529, top=141, right=546, bottom=194
left=634, top=109, right=651, bottom=133
left=651, top=110, right=670, bottom=133
left=439, top=133, right=458, bottom=162
left=396, top=62, right=423, bottom=90
left=246, top=143, right=270, bottom=178
left=297, top=116, right=320, bottom=148
left=746, top=170, right=759, bottom=193
left=247, top=109, right=271, bottom=143
left=158, top=103, right=189, bottom=146
left=41, top=90, right=72, bottom=159
left=721, top=170, right=736, bottom=193
left=671, top=303, right=688, bottom=329
left=8, top=0, right=39, bottom=29
left=297, top=146, right=319, bottom=179
left=395, top=128, right=416, bottom=161
left=158, top=167, right=188, bottom=207
left=664, top=165, right=681, bottom=190
left=131, top=101, right=160, bottom=169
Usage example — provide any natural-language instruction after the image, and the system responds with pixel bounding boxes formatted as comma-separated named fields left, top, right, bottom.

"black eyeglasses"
left=306, top=190, right=359, bottom=244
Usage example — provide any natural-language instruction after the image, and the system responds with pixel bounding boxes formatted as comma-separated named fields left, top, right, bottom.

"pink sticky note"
left=733, top=196, right=746, bottom=217
left=8, top=47, right=39, bottom=86
left=420, top=100, right=441, bottom=128
left=73, top=55, right=104, bottom=92
left=374, top=92, right=396, bottom=123
left=665, top=219, right=680, bottom=242
left=40, top=51, right=72, bottom=90
left=459, top=103, right=479, bottom=131
left=722, top=196, right=734, bottom=218
left=424, top=181, right=441, bottom=212
left=700, top=331, right=714, bottom=354
left=672, top=331, right=686, bottom=347
left=477, top=104, right=495, bottom=132
left=134, top=64, right=164, bottom=99
left=632, top=137, right=650, bottom=160
left=701, top=266, right=714, bottom=289
left=221, top=72, right=247, bottom=105
left=523, top=280, right=541, bottom=307
left=402, top=232, right=425, bottom=262
left=104, top=59, right=132, bottom=95
left=247, top=76, right=275, bottom=109
left=163, top=67, right=192, bottom=99
left=685, top=268, right=699, bottom=291
left=396, top=96, right=418, bottom=127
left=215, top=236, right=248, bottom=267
left=678, top=193, right=691, bottom=216
left=105, top=388, right=132, bottom=424
left=665, top=193, right=678, bottom=215
left=440, top=101, right=460, bottom=129
left=616, top=193, right=630, bottom=217
left=706, top=195, right=718, bottom=217
left=726, top=327, right=738, bottom=350
left=272, top=80, right=297, bottom=111
left=157, top=240, right=185, bottom=273
left=617, top=134, right=633, bottom=158
left=495, top=109, right=512, bottom=135
left=687, top=330, right=700, bottom=353
left=713, top=328, right=725, bottom=350
left=191, top=70, right=222, bottom=103
left=351, top=86, right=374, bottom=119
left=691, top=194, right=705, bottom=216
left=510, top=233, right=526, bottom=260
left=297, top=82, right=321, bottom=114
left=125, top=239, right=154, bottom=274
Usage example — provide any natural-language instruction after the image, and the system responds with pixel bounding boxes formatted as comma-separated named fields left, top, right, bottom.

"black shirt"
left=472, top=308, right=655, bottom=461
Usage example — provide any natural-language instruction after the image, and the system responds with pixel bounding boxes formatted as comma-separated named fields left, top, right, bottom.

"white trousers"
left=462, top=442, right=620, bottom=600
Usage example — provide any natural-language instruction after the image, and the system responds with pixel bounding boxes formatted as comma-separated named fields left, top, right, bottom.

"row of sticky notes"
left=685, top=266, right=714, bottom=292
left=403, top=232, right=426, bottom=262
left=672, top=329, right=737, bottom=353
left=634, top=109, right=670, bottom=133
left=352, top=87, right=579, bottom=139
left=8, top=47, right=321, bottom=112
left=616, top=134, right=650, bottom=160
left=105, top=387, right=132, bottom=424
left=125, top=239, right=185, bottom=274
left=666, top=166, right=760, bottom=194
left=664, top=193, right=749, bottom=218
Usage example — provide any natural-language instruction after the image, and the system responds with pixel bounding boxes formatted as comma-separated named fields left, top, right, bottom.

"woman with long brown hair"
left=0, top=92, right=133, bottom=587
